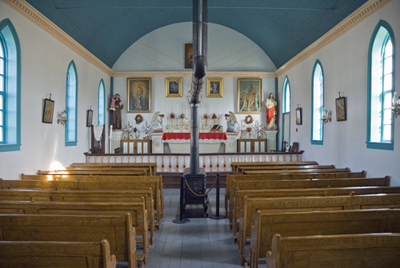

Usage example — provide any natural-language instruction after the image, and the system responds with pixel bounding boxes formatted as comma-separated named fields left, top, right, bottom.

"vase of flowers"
left=246, top=127, right=252, bottom=139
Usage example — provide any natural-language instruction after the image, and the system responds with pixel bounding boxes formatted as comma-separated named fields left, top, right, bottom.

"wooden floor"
left=145, top=188, right=244, bottom=268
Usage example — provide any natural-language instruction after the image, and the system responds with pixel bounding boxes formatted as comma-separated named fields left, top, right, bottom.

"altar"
left=159, top=132, right=228, bottom=154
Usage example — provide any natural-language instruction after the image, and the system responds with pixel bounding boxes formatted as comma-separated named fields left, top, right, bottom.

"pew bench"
left=0, top=213, right=139, bottom=268
left=265, top=233, right=400, bottom=268
left=13, top=176, right=163, bottom=226
left=227, top=176, right=387, bottom=219
left=230, top=185, right=400, bottom=233
left=231, top=161, right=319, bottom=174
left=250, top=208, right=400, bottom=268
left=37, top=169, right=148, bottom=176
left=0, top=240, right=117, bottom=268
left=236, top=164, right=333, bottom=174
left=0, top=188, right=156, bottom=245
left=70, top=162, right=157, bottom=176
left=0, top=200, right=149, bottom=263
left=225, top=171, right=367, bottom=212
left=242, top=168, right=350, bottom=175
left=238, top=193, right=400, bottom=264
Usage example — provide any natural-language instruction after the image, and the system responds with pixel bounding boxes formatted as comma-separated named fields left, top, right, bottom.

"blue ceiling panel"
left=25, top=0, right=369, bottom=69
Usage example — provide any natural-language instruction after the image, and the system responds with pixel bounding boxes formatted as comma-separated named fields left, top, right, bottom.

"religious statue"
left=151, top=111, right=164, bottom=132
left=111, top=93, right=123, bottom=129
left=224, top=111, right=237, bottom=132
left=265, top=93, right=277, bottom=130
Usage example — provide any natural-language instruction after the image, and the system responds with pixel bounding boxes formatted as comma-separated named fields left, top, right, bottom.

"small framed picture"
left=296, top=108, right=302, bottom=125
left=185, top=44, right=193, bottom=69
left=165, top=78, right=182, bottom=97
left=206, top=78, right=223, bottom=98
left=335, top=97, right=346, bottom=121
left=42, top=98, right=55, bottom=124
left=86, top=109, right=93, bottom=127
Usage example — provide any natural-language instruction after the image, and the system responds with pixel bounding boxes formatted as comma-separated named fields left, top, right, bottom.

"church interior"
left=0, top=0, right=399, bottom=267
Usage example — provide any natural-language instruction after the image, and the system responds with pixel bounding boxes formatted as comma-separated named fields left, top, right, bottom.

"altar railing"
left=84, top=151, right=304, bottom=173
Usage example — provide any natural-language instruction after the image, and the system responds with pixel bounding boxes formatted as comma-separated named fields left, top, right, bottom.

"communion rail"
left=84, top=151, right=304, bottom=173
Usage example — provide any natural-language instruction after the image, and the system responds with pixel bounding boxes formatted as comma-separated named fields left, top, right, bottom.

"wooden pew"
left=17, top=175, right=163, bottom=225
left=266, top=233, right=400, bottom=268
left=225, top=171, right=367, bottom=212
left=70, top=162, right=157, bottom=176
left=0, top=200, right=149, bottom=263
left=250, top=209, right=400, bottom=268
left=238, top=193, right=400, bottom=264
left=226, top=175, right=383, bottom=218
left=242, top=168, right=350, bottom=175
left=236, top=164, right=333, bottom=174
left=37, top=169, right=148, bottom=176
left=0, top=213, right=138, bottom=268
left=230, top=185, right=400, bottom=232
left=0, top=188, right=156, bottom=245
left=0, top=240, right=117, bottom=268
left=231, top=161, right=319, bottom=174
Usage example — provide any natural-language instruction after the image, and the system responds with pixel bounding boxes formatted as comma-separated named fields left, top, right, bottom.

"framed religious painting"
left=296, top=107, right=302, bottom=125
left=206, top=78, right=223, bottom=98
left=335, top=96, right=347, bottom=121
left=184, top=43, right=193, bottom=69
left=127, top=78, right=152, bottom=113
left=165, top=78, right=182, bottom=97
left=42, top=98, right=55, bottom=123
left=237, top=78, right=262, bottom=114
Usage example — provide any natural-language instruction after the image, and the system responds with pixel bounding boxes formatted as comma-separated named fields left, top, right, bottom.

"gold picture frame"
left=185, top=43, right=193, bottom=69
left=42, top=98, right=54, bottom=124
left=127, top=78, right=152, bottom=113
left=237, top=78, right=262, bottom=114
left=206, top=78, right=223, bottom=98
left=165, top=78, right=182, bottom=97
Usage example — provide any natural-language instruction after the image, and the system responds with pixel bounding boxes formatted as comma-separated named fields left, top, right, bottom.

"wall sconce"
left=392, top=92, right=400, bottom=118
left=322, top=108, right=331, bottom=124
left=57, top=109, right=67, bottom=126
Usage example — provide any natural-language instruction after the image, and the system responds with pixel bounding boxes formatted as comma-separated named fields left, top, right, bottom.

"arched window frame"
left=281, top=76, right=291, bottom=146
left=311, top=60, right=324, bottom=145
left=65, top=61, right=78, bottom=146
left=98, top=79, right=105, bottom=126
left=367, top=20, right=395, bottom=150
left=0, top=19, right=21, bottom=152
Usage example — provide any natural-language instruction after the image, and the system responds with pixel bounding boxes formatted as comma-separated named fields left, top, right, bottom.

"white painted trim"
left=112, top=71, right=276, bottom=78
left=275, top=0, right=391, bottom=77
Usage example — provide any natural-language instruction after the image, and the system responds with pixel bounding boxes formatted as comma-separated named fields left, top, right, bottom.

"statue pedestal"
left=151, top=132, right=164, bottom=153
left=225, top=132, right=239, bottom=152
left=110, top=130, right=123, bottom=153
left=265, top=130, right=278, bottom=152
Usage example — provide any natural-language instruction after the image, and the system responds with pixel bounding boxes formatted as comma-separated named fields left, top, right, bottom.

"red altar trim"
left=162, top=132, right=227, bottom=141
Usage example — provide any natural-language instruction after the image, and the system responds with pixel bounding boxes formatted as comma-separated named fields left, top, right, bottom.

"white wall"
left=0, top=2, right=110, bottom=180
left=113, top=22, right=276, bottom=134
left=277, top=1, right=400, bottom=185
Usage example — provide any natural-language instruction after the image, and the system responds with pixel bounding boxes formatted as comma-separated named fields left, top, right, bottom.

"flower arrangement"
left=180, top=114, right=185, bottom=119
left=133, top=127, right=138, bottom=133
left=170, top=113, right=175, bottom=119
left=246, top=127, right=252, bottom=132
left=203, top=114, right=208, bottom=119
left=245, top=115, right=253, bottom=124
left=135, top=114, right=143, bottom=124
left=212, top=113, right=217, bottom=119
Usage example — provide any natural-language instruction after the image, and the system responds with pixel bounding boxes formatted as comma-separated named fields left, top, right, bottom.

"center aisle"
left=145, top=188, right=244, bottom=268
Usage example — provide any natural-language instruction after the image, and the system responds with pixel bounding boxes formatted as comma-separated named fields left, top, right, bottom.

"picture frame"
left=206, top=78, right=223, bottom=98
left=335, top=97, right=347, bottom=121
left=86, top=109, right=93, bottom=127
left=165, top=78, right=182, bottom=97
left=127, top=78, right=152, bottom=113
left=42, top=98, right=55, bottom=124
left=184, top=43, right=193, bottom=69
left=296, top=107, right=302, bottom=125
left=237, top=78, right=262, bottom=114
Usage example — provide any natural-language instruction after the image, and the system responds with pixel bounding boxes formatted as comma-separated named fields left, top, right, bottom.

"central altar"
left=159, top=132, right=228, bottom=154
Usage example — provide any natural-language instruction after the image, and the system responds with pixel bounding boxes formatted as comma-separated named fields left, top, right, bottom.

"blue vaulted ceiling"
left=25, top=0, right=369, bottom=70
